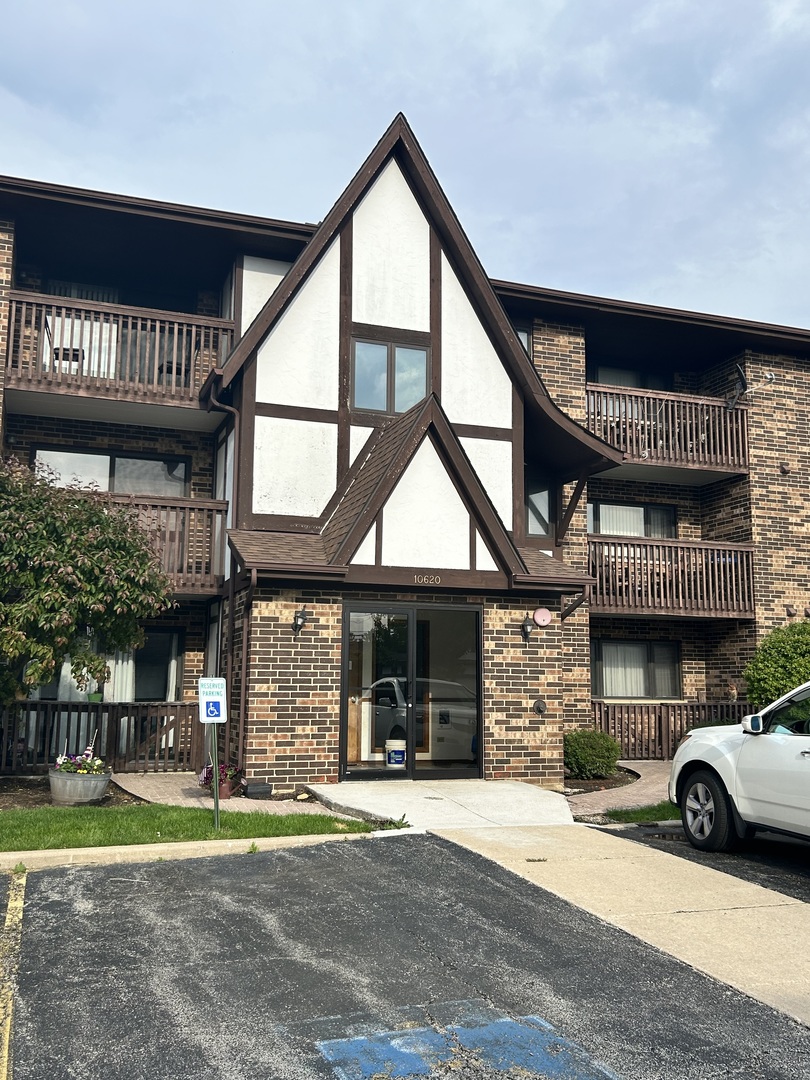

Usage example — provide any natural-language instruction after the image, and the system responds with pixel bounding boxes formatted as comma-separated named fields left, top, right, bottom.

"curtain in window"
left=601, top=642, right=648, bottom=697
left=651, top=643, right=679, bottom=697
left=109, top=651, right=136, bottom=702
left=599, top=504, right=645, bottom=536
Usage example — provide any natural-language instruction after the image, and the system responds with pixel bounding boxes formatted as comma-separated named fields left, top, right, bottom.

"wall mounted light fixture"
left=292, top=608, right=312, bottom=637
left=520, top=613, right=534, bottom=642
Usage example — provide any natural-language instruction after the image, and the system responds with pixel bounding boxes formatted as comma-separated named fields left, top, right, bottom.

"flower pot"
left=49, top=769, right=111, bottom=806
left=218, top=782, right=233, bottom=800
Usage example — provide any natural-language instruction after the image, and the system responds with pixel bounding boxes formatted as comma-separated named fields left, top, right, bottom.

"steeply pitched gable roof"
left=219, top=113, right=621, bottom=481
left=229, top=394, right=593, bottom=591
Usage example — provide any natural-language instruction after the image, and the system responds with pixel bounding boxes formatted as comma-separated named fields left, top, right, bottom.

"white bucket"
left=385, top=739, right=406, bottom=769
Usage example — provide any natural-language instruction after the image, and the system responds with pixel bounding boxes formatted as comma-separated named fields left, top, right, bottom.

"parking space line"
left=0, top=872, right=26, bottom=1080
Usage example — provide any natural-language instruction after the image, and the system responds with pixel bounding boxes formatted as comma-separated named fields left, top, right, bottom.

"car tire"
left=680, top=770, right=736, bottom=852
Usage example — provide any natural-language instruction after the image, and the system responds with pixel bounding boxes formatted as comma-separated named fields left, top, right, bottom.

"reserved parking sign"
left=198, top=677, right=227, bottom=724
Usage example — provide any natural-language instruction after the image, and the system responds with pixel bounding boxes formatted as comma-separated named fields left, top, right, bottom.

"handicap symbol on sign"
left=206, top=701, right=221, bottom=719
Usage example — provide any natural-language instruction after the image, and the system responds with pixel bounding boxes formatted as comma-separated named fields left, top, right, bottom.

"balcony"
left=593, top=700, right=752, bottom=759
left=113, top=496, right=229, bottom=595
left=589, top=537, right=755, bottom=617
left=5, top=291, right=234, bottom=405
left=586, top=385, right=748, bottom=472
left=0, top=701, right=205, bottom=774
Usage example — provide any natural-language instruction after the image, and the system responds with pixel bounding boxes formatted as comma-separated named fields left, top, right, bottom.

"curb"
left=0, top=831, right=370, bottom=873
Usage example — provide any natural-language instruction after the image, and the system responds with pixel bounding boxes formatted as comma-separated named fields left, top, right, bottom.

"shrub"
left=563, top=728, right=621, bottom=780
left=743, top=621, right=810, bottom=710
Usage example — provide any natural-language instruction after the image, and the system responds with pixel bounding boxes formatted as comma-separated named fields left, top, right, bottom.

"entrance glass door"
left=342, top=605, right=481, bottom=779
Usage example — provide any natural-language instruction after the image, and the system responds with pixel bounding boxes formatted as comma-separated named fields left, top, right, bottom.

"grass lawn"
left=0, top=803, right=375, bottom=852
left=604, top=800, right=680, bottom=824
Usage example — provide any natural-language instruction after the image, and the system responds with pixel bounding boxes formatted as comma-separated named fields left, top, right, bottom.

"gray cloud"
left=3, top=0, right=810, bottom=325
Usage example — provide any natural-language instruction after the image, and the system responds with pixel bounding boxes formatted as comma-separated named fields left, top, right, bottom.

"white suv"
left=669, top=681, right=810, bottom=851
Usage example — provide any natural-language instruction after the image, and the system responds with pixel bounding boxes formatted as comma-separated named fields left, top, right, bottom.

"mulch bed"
left=563, top=766, right=637, bottom=795
left=0, top=776, right=145, bottom=811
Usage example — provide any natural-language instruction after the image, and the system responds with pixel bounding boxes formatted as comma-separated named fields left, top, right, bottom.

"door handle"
left=801, top=750, right=810, bottom=757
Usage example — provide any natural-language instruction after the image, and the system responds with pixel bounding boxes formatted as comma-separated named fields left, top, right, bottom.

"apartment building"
left=2, top=114, right=808, bottom=788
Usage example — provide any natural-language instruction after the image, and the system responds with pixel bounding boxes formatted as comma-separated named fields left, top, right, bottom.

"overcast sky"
left=3, top=1, right=809, bottom=327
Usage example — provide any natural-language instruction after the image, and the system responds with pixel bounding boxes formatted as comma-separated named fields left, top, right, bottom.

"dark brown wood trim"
left=233, top=255, right=244, bottom=340
left=430, top=228, right=442, bottom=398
left=374, top=513, right=383, bottom=565
left=511, top=386, right=526, bottom=545
left=342, top=564, right=508, bottom=590
left=238, top=364, right=255, bottom=530
left=451, top=422, right=513, bottom=442
left=469, top=518, right=476, bottom=571
left=557, top=472, right=588, bottom=545
left=351, top=322, right=431, bottom=347
left=254, top=402, right=340, bottom=424
left=0, top=174, right=316, bottom=242
left=338, top=221, right=353, bottom=480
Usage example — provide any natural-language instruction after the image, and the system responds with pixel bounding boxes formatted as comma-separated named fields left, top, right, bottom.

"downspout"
left=240, top=568, right=257, bottom=769
left=208, top=381, right=241, bottom=759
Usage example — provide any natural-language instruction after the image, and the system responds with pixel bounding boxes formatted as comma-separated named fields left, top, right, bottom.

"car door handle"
left=801, top=750, right=810, bottom=757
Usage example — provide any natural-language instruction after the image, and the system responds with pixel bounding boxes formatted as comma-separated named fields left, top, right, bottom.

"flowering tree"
left=0, top=457, right=174, bottom=703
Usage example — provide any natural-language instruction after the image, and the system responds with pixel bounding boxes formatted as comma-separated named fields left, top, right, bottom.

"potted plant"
left=198, top=762, right=244, bottom=800
left=49, top=734, right=111, bottom=806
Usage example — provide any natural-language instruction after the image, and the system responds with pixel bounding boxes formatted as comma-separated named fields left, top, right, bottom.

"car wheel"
left=680, top=770, right=736, bottom=852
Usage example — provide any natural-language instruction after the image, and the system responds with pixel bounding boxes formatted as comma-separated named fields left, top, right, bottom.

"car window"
left=767, top=693, right=810, bottom=736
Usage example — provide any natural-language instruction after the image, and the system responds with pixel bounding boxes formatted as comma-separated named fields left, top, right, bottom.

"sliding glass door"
left=341, top=604, right=481, bottom=779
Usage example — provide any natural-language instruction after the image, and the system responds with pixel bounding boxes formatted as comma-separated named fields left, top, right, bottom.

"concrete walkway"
left=307, top=778, right=574, bottom=829
left=566, top=760, right=672, bottom=818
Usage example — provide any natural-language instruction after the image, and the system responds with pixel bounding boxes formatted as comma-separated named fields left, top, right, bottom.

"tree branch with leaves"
left=0, top=457, right=175, bottom=703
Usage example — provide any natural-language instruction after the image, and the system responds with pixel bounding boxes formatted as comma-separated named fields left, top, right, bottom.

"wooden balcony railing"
left=586, top=384, right=748, bottom=470
left=5, top=291, right=234, bottom=403
left=112, top=496, right=228, bottom=593
left=0, top=701, right=205, bottom=774
left=593, top=700, right=752, bottom=759
left=589, top=537, right=755, bottom=616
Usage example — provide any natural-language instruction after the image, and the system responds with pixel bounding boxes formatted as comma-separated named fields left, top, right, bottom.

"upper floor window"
left=515, top=326, right=531, bottom=354
left=352, top=338, right=428, bottom=414
left=588, top=501, right=675, bottom=538
left=35, top=447, right=188, bottom=498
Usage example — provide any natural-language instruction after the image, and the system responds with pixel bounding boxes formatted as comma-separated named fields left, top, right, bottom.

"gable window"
left=525, top=472, right=553, bottom=539
left=352, top=338, right=428, bottom=414
left=35, top=447, right=188, bottom=497
left=588, top=501, right=675, bottom=538
left=591, top=639, right=681, bottom=699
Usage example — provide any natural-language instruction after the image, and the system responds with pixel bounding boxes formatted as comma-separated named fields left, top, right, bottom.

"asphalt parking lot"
left=7, top=833, right=810, bottom=1080
left=622, top=826, right=810, bottom=904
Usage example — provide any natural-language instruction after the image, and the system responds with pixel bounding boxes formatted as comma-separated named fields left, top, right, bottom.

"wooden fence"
left=0, top=701, right=205, bottom=775
left=593, top=700, right=751, bottom=760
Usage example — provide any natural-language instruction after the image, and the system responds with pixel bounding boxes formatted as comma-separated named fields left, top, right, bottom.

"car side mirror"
left=377, top=696, right=393, bottom=709
left=742, top=714, right=763, bottom=734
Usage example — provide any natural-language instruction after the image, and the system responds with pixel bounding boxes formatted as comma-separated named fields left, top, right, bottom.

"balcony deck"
left=586, top=384, right=748, bottom=471
left=112, top=495, right=228, bottom=595
left=589, top=537, right=755, bottom=617
left=5, top=291, right=233, bottom=405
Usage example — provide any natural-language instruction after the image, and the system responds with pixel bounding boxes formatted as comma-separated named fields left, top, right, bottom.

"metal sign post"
left=198, top=678, right=227, bottom=831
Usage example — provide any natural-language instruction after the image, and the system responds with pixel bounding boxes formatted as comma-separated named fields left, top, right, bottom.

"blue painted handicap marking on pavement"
left=317, top=1003, right=619, bottom=1079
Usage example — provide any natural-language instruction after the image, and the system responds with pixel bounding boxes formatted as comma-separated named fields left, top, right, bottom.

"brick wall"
left=3, top=413, right=215, bottom=497
left=745, top=349, right=810, bottom=637
left=530, top=320, right=587, bottom=422
left=229, top=586, right=591, bottom=792
left=0, top=220, right=13, bottom=442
